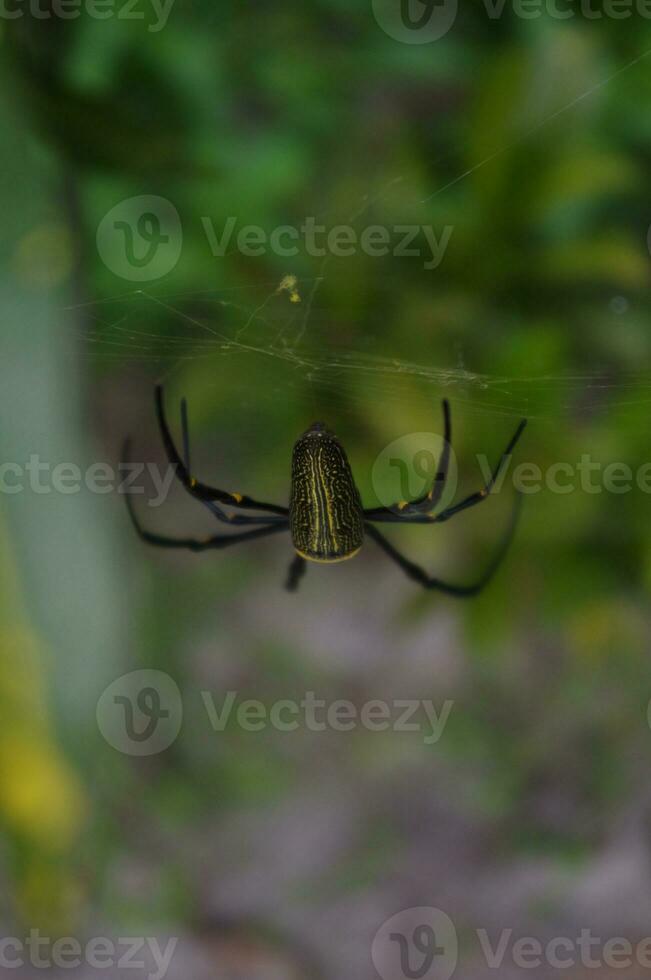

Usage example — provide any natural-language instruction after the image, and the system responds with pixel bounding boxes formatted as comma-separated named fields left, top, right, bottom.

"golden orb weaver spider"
left=123, top=385, right=527, bottom=594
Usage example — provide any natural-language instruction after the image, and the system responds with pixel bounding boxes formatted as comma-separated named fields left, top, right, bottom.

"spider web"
left=63, top=39, right=651, bottom=429
left=67, top=278, right=650, bottom=426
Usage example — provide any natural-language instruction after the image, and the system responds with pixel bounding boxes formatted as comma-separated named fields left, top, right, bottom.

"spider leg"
left=121, top=438, right=284, bottom=527
left=125, top=482, right=289, bottom=551
left=181, top=396, right=191, bottom=472
left=155, top=384, right=289, bottom=516
left=366, top=417, right=527, bottom=525
left=364, top=399, right=452, bottom=520
left=285, top=554, right=307, bottom=592
left=406, top=397, right=451, bottom=512
left=173, top=400, right=280, bottom=526
left=364, top=492, right=522, bottom=596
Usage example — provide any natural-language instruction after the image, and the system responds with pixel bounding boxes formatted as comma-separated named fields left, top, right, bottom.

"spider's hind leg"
left=285, top=554, right=307, bottom=592
left=364, top=490, right=523, bottom=595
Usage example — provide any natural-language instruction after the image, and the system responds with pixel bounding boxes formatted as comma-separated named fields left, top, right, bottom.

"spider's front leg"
left=365, top=408, right=527, bottom=526
left=155, top=384, right=289, bottom=520
left=364, top=399, right=451, bottom=521
left=121, top=437, right=283, bottom=534
left=174, top=396, right=281, bottom=526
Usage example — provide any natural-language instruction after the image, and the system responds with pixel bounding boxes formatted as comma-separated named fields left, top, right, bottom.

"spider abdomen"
left=289, top=426, right=364, bottom=563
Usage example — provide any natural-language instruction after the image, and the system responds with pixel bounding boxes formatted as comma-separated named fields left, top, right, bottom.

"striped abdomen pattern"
left=289, top=430, right=364, bottom=562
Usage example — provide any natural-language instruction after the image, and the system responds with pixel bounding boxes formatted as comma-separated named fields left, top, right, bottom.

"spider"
left=123, top=385, right=527, bottom=595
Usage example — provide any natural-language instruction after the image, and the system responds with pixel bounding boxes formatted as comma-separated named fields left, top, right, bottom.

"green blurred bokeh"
left=2, top=3, right=651, bottom=976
